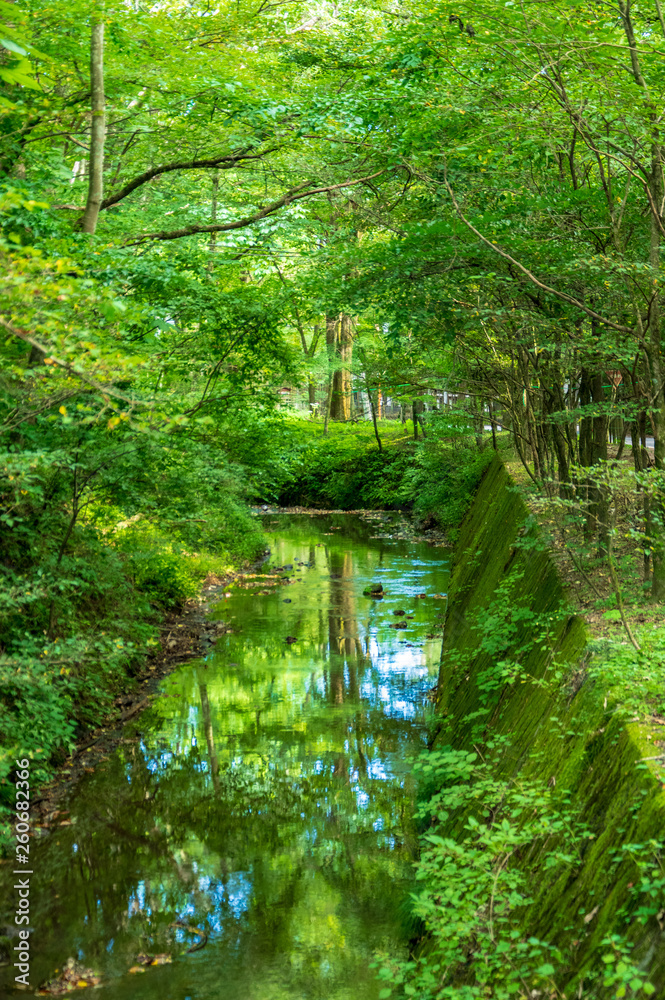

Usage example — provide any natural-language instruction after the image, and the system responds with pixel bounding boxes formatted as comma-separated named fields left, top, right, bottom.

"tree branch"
left=443, top=171, right=634, bottom=334
left=0, top=319, right=141, bottom=405
left=124, top=171, right=386, bottom=245
left=100, top=147, right=281, bottom=210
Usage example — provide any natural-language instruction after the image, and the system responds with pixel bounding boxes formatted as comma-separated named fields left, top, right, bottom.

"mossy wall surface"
left=435, top=453, right=665, bottom=993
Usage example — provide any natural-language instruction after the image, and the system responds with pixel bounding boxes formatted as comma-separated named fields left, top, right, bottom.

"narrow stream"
left=2, top=513, right=449, bottom=999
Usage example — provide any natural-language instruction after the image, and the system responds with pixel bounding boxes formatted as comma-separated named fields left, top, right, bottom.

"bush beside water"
left=0, top=444, right=265, bottom=849
left=235, top=413, right=495, bottom=531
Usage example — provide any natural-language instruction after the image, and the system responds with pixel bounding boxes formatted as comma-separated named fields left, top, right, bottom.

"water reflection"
left=0, top=514, right=448, bottom=1000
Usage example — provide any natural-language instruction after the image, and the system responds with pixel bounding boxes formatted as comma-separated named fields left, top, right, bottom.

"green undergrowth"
left=385, top=454, right=665, bottom=999
left=0, top=457, right=265, bottom=854
left=239, top=412, right=495, bottom=529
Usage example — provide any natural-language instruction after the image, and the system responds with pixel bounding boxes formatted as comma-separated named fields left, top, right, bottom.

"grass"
left=250, top=411, right=495, bottom=529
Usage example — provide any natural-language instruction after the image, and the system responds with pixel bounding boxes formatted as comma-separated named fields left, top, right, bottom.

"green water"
left=2, top=513, right=449, bottom=999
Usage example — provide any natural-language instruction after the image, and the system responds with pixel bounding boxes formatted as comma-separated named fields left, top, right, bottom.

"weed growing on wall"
left=376, top=742, right=657, bottom=999
left=384, top=460, right=664, bottom=998
left=469, top=570, right=572, bottom=702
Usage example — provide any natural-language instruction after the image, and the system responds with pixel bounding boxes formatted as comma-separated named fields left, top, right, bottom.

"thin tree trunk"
left=324, top=314, right=337, bottom=432
left=647, top=147, right=665, bottom=596
left=208, top=169, right=219, bottom=272
left=81, top=14, right=105, bottom=235
left=634, top=413, right=654, bottom=585
left=358, top=349, right=382, bottom=452
left=368, top=387, right=382, bottom=452
left=330, top=314, right=354, bottom=421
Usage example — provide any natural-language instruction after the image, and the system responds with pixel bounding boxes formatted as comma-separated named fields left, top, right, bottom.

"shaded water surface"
left=2, top=513, right=449, bottom=999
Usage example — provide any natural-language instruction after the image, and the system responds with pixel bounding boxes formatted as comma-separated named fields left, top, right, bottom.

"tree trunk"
left=618, top=0, right=665, bottom=594
left=81, top=15, right=105, bottom=235
left=633, top=415, right=654, bottom=584
left=548, top=385, right=572, bottom=497
left=358, top=348, right=382, bottom=452
left=329, top=314, right=353, bottom=421
left=208, top=169, right=219, bottom=272
left=489, top=399, right=498, bottom=451
left=647, top=144, right=665, bottom=597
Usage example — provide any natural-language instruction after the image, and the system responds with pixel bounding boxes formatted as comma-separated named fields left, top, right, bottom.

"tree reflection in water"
left=0, top=514, right=449, bottom=1000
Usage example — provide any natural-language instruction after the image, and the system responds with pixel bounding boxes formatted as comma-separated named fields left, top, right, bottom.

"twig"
left=0, top=318, right=141, bottom=405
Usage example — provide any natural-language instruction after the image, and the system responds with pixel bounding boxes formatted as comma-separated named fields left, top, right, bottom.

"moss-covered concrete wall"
left=436, top=453, right=665, bottom=993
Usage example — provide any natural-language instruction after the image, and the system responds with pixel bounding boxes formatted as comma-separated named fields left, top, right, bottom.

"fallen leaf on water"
left=39, top=959, right=100, bottom=994
left=133, top=951, right=172, bottom=969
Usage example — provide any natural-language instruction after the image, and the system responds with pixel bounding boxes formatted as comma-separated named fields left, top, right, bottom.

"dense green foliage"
left=383, top=455, right=665, bottom=999
left=4, top=0, right=665, bottom=992
left=244, top=416, right=493, bottom=525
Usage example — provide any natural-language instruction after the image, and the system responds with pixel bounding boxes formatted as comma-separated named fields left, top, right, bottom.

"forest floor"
left=505, top=451, right=664, bottom=643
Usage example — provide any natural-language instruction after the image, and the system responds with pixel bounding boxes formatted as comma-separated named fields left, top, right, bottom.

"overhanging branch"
left=101, top=146, right=281, bottom=210
left=0, top=318, right=141, bottom=405
left=444, top=171, right=634, bottom=335
left=124, top=170, right=386, bottom=245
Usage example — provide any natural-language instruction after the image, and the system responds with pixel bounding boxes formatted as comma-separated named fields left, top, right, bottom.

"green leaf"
left=0, top=38, right=27, bottom=55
